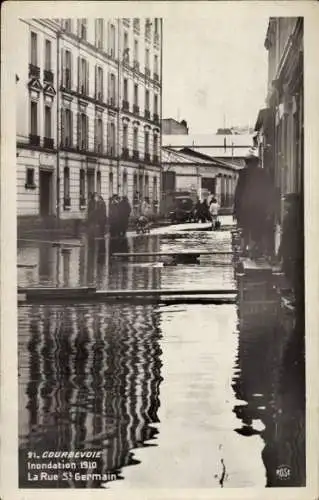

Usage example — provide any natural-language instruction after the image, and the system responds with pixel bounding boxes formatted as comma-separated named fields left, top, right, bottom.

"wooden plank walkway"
left=18, top=286, right=237, bottom=305
left=112, top=251, right=233, bottom=257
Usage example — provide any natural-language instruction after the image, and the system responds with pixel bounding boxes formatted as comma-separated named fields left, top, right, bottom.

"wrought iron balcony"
left=29, top=134, right=40, bottom=146
left=153, top=72, right=159, bottom=82
left=144, top=152, right=151, bottom=163
left=29, top=64, right=40, bottom=79
left=43, top=137, right=54, bottom=149
left=133, top=104, right=140, bottom=115
left=133, top=60, right=140, bottom=72
left=144, top=109, right=150, bottom=120
left=153, top=113, right=159, bottom=124
left=145, top=67, right=151, bottom=78
left=122, top=99, right=129, bottom=111
left=133, top=150, right=139, bottom=160
left=63, top=197, right=71, bottom=209
left=43, top=69, right=54, bottom=83
left=153, top=154, right=159, bottom=164
left=95, top=91, right=103, bottom=102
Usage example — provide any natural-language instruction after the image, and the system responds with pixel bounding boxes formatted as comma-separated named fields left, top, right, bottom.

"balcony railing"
left=122, top=99, right=129, bottom=111
left=145, top=67, right=151, bottom=78
left=144, top=152, right=151, bottom=163
left=29, top=64, right=40, bottom=79
left=43, top=69, right=54, bottom=83
left=95, top=91, right=103, bottom=102
left=63, top=69, right=72, bottom=90
left=133, top=150, right=139, bottom=160
left=153, top=113, right=159, bottom=124
left=108, top=97, right=116, bottom=108
left=144, top=109, right=150, bottom=120
left=122, top=147, right=129, bottom=159
left=79, top=84, right=88, bottom=96
left=61, top=136, right=72, bottom=148
left=153, top=72, right=159, bottom=82
left=78, top=140, right=88, bottom=152
left=108, top=146, right=116, bottom=157
left=133, top=104, right=139, bottom=115
left=29, top=134, right=40, bottom=146
left=43, top=137, right=54, bottom=149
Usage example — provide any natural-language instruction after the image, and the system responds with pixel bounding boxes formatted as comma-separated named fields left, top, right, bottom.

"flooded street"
left=18, top=219, right=305, bottom=488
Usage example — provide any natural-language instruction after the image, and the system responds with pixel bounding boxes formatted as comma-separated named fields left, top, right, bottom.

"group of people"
left=193, top=196, right=220, bottom=229
left=87, top=193, right=132, bottom=238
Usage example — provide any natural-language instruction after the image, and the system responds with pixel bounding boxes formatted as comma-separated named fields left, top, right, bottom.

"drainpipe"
left=117, top=19, right=121, bottom=195
left=159, top=18, right=163, bottom=215
left=56, top=30, right=61, bottom=225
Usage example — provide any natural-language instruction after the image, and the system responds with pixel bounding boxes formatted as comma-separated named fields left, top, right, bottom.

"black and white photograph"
left=1, top=1, right=319, bottom=498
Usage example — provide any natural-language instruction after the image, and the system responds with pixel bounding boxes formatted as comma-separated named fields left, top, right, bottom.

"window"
left=80, top=169, right=86, bottom=204
left=30, top=32, right=37, bottom=66
left=63, top=108, right=72, bottom=146
left=96, top=118, right=103, bottom=152
left=133, top=127, right=138, bottom=151
left=108, top=122, right=116, bottom=155
left=123, top=78, right=128, bottom=101
left=133, top=18, right=140, bottom=32
left=26, top=168, right=35, bottom=187
left=154, top=55, right=159, bottom=76
left=123, top=123, right=128, bottom=150
left=122, top=171, right=128, bottom=196
left=134, top=84, right=138, bottom=106
left=97, top=171, right=101, bottom=195
left=154, top=18, right=159, bottom=34
left=79, top=113, right=88, bottom=150
left=145, top=130, right=149, bottom=154
left=45, top=40, right=51, bottom=71
left=79, top=58, right=88, bottom=94
left=145, top=174, right=149, bottom=197
left=79, top=19, right=87, bottom=40
left=153, top=176, right=158, bottom=201
left=110, top=73, right=116, bottom=101
left=153, top=133, right=158, bottom=157
left=145, top=48, right=150, bottom=69
left=64, top=167, right=70, bottom=199
left=154, top=94, right=158, bottom=114
left=109, top=24, right=116, bottom=56
left=96, top=66, right=103, bottom=100
left=145, top=18, right=151, bottom=38
left=145, top=89, right=150, bottom=110
left=109, top=172, right=113, bottom=197
left=65, top=50, right=72, bottom=88
left=96, top=18, right=104, bottom=49
left=124, top=31, right=128, bottom=50
left=134, top=39, right=139, bottom=61
left=64, top=19, right=72, bottom=32
left=30, top=101, right=38, bottom=135
left=123, top=31, right=129, bottom=63
left=44, top=106, right=52, bottom=138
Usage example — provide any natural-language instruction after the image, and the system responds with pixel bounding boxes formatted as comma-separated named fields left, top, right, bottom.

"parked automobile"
left=169, top=195, right=195, bottom=223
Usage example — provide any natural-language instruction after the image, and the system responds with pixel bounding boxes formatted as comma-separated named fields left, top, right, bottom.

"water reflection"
left=18, top=228, right=305, bottom=488
left=19, top=303, right=163, bottom=488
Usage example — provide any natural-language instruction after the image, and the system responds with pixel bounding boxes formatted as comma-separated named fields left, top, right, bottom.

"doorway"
left=39, top=170, right=53, bottom=216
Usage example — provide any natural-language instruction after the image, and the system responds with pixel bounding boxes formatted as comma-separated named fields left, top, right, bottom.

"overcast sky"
left=162, top=14, right=269, bottom=134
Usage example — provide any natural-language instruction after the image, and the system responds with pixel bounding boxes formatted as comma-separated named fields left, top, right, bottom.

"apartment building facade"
left=16, top=17, right=162, bottom=223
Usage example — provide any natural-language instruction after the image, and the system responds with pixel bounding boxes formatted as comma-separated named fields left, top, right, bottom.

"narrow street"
left=18, top=218, right=304, bottom=488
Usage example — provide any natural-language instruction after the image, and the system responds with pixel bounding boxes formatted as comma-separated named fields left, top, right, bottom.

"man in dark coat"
left=118, top=196, right=132, bottom=236
left=109, top=195, right=120, bottom=237
left=234, top=148, right=275, bottom=258
left=96, top=195, right=107, bottom=237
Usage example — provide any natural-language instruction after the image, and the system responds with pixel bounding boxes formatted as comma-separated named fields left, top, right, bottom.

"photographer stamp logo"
left=276, top=464, right=292, bottom=480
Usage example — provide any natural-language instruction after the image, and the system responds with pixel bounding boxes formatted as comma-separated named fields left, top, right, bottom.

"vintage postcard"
left=1, top=1, right=318, bottom=499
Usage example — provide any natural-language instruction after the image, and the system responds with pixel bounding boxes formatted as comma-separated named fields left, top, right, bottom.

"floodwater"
left=18, top=218, right=305, bottom=488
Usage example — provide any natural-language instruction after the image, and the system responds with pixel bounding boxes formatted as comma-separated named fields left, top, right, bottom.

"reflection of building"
left=254, top=18, right=303, bottom=253
left=16, top=17, right=162, bottom=228
left=19, top=299, right=163, bottom=488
